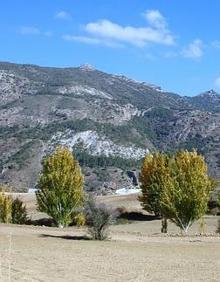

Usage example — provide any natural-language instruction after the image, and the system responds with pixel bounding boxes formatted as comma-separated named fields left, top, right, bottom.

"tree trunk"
left=161, top=217, right=168, bottom=233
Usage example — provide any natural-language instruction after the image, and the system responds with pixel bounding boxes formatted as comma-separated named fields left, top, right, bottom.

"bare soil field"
left=0, top=193, right=220, bottom=281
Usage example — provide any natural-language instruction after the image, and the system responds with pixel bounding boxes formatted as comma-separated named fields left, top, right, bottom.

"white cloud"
left=63, top=10, right=175, bottom=48
left=143, top=10, right=167, bottom=29
left=85, top=18, right=174, bottom=47
left=55, top=11, right=72, bottom=20
left=215, top=77, right=220, bottom=88
left=19, top=26, right=40, bottom=35
left=182, top=39, right=203, bottom=59
left=63, top=35, right=123, bottom=48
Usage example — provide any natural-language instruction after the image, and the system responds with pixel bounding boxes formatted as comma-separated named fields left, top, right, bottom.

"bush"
left=85, top=196, right=116, bottom=240
left=207, top=199, right=220, bottom=215
left=74, top=212, right=86, bottom=226
left=11, top=198, right=27, bottom=224
left=0, top=192, right=12, bottom=223
left=0, top=191, right=27, bottom=224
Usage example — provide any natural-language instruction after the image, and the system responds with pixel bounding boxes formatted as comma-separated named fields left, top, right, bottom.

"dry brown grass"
left=0, top=193, right=219, bottom=281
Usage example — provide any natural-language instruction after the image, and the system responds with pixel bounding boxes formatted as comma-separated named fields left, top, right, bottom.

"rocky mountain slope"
left=0, top=62, right=219, bottom=193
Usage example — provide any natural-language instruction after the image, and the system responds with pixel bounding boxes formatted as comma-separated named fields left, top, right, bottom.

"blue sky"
left=1, top=0, right=220, bottom=96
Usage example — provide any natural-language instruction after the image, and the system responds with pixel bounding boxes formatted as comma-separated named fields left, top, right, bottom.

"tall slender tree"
left=139, top=152, right=172, bottom=216
left=36, top=146, right=84, bottom=228
left=160, top=150, right=213, bottom=233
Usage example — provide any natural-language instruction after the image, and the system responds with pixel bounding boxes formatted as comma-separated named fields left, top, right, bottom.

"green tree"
left=139, top=152, right=172, bottom=216
left=36, top=146, right=84, bottom=228
left=11, top=198, right=27, bottom=224
left=160, top=150, right=213, bottom=233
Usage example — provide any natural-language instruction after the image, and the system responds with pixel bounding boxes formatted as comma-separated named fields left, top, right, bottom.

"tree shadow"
left=26, top=218, right=55, bottom=227
left=118, top=211, right=160, bottom=222
left=26, top=218, right=80, bottom=227
left=40, top=234, right=91, bottom=240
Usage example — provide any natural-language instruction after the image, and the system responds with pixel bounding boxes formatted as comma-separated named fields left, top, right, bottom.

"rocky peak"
left=79, top=64, right=96, bottom=72
left=198, top=89, right=220, bottom=98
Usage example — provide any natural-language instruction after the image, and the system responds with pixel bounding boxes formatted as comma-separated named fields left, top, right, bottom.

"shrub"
left=0, top=192, right=12, bottom=223
left=85, top=196, right=116, bottom=240
left=74, top=212, right=86, bottom=226
left=0, top=191, right=27, bottom=224
left=11, top=198, right=27, bottom=224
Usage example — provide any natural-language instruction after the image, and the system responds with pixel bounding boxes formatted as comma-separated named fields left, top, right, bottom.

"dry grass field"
left=0, top=193, right=220, bottom=281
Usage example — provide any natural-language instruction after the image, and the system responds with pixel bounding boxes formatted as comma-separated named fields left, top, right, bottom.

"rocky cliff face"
left=0, top=62, right=219, bottom=193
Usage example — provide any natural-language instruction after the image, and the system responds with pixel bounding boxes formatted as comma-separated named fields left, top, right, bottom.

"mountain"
left=0, top=62, right=220, bottom=193
left=184, top=89, right=220, bottom=113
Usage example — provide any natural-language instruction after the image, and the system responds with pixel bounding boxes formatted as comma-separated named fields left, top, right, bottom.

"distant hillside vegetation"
left=0, top=62, right=220, bottom=193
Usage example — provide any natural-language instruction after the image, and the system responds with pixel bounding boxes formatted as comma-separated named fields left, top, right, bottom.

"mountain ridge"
left=0, top=61, right=219, bottom=193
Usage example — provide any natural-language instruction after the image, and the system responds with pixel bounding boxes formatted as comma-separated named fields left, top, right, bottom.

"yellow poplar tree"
left=160, top=150, right=213, bottom=233
left=36, top=146, right=84, bottom=228
left=139, top=152, right=172, bottom=216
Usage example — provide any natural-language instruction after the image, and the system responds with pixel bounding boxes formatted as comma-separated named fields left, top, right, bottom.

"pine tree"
left=36, top=146, right=84, bottom=228
left=160, top=150, right=213, bottom=233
